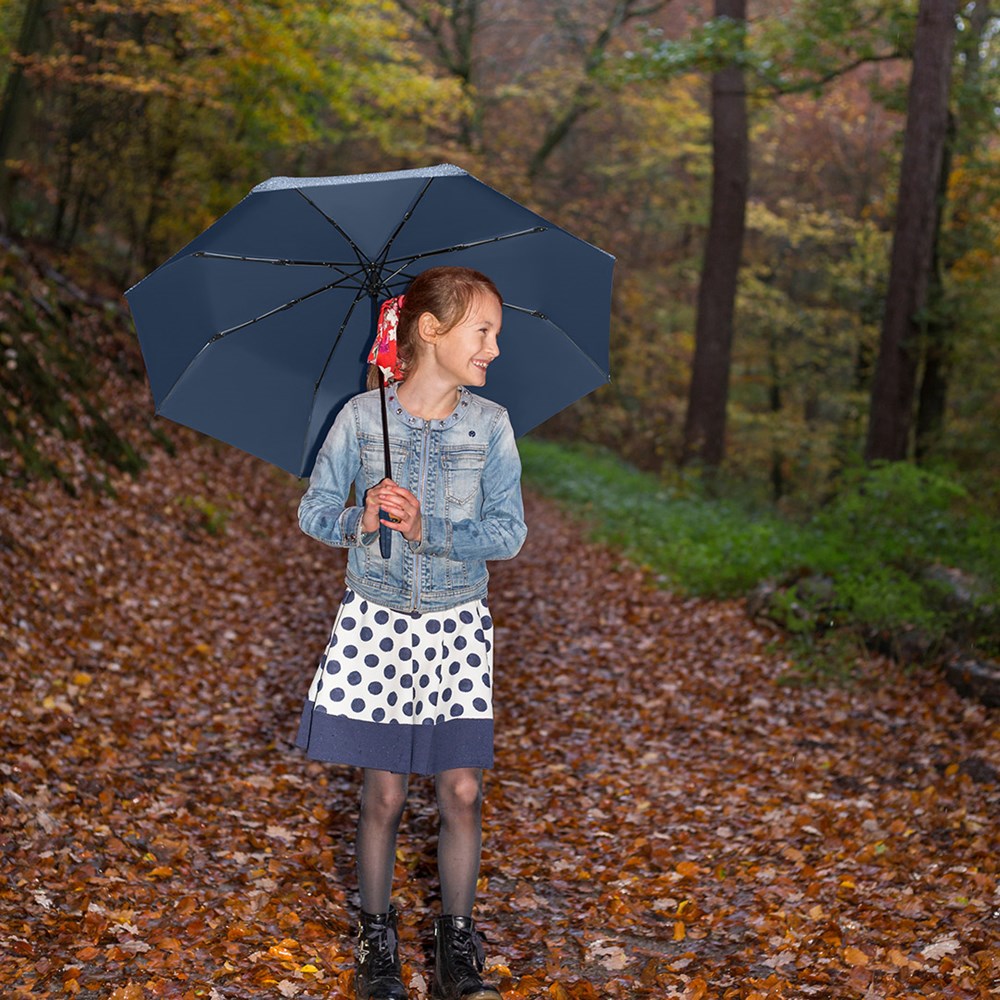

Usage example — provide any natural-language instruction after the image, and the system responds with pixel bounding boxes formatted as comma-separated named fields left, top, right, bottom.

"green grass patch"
left=519, top=437, right=802, bottom=596
left=519, top=437, right=1000, bottom=678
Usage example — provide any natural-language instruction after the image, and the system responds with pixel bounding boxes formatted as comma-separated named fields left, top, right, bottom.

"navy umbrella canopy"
left=125, top=164, right=614, bottom=478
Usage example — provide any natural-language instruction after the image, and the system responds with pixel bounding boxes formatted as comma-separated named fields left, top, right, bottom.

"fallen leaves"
left=1, top=290, right=999, bottom=998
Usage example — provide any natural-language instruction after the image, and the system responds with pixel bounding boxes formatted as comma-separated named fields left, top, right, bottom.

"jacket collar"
left=385, top=385, right=472, bottom=431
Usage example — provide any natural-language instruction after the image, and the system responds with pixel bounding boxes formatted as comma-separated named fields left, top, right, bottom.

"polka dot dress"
left=296, top=590, right=495, bottom=775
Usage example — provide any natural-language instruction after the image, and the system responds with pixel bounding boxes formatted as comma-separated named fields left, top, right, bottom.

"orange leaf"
left=844, top=946, right=869, bottom=966
left=108, top=986, right=144, bottom=1000
left=684, top=978, right=708, bottom=1000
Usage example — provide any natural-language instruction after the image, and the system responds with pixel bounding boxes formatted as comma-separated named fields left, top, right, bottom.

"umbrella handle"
left=378, top=514, right=392, bottom=558
left=377, top=367, right=393, bottom=560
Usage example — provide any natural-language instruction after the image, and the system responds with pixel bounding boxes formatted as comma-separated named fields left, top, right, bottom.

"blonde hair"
left=366, top=266, right=502, bottom=390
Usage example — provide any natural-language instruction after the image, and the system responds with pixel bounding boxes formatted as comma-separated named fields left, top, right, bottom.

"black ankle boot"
left=431, top=915, right=502, bottom=1000
left=355, top=907, right=408, bottom=1000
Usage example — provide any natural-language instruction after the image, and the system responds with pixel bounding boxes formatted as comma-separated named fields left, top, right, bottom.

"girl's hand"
left=364, top=478, right=422, bottom=542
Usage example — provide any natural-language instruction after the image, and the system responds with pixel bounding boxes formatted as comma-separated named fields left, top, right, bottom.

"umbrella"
left=124, top=163, right=614, bottom=483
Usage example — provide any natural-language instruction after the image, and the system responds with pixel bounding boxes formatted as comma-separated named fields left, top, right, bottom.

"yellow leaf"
left=72, top=671, right=93, bottom=686
left=299, top=965, right=320, bottom=974
left=673, top=921, right=686, bottom=941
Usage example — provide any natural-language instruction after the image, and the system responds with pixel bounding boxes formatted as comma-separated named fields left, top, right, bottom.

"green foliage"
left=1, top=0, right=997, bottom=510
left=625, top=1, right=910, bottom=94
left=0, top=0, right=464, bottom=275
left=625, top=17, right=749, bottom=80
left=519, top=437, right=802, bottom=597
left=520, top=437, right=1000, bottom=675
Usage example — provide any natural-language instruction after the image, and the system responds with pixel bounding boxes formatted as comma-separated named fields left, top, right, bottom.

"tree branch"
left=528, top=0, right=672, bottom=179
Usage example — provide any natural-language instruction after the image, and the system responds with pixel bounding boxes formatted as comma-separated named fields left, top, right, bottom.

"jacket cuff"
left=348, top=507, right=376, bottom=547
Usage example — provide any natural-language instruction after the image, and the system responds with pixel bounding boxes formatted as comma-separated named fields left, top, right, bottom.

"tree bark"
left=680, top=0, right=748, bottom=467
left=865, top=0, right=958, bottom=462
left=915, top=1, right=992, bottom=460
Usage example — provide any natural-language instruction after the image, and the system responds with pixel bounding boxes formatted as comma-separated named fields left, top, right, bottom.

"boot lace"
left=361, top=923, right=400, bottom=980
left=450, top=924, right=485, bottom=973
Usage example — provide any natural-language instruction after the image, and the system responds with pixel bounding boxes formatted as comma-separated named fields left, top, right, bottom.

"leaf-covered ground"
left=1, top=325, right=998, bottom=999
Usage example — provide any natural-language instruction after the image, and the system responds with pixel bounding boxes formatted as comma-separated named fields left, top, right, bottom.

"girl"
left=296, top=266, right=526, bottom=1000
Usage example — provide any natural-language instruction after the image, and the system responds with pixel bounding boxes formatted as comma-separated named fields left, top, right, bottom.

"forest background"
left=1, top=0, right=998, bottom=667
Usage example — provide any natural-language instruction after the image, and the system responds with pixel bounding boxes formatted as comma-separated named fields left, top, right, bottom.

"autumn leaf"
left=1, top=240, right=998, bottom=999
left=683, top=978, right=708, bottom=1000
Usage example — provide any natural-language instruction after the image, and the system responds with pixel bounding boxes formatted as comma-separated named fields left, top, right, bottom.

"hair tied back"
left=368, top=295, right=407, bottom=383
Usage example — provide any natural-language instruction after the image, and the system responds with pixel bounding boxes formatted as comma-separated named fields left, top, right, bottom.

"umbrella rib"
left=299, top=284, right=369, bottom=474
left=294, top=188, right=370, bottom=272
left=193, top=250, right=365, bottom=282
left=381, top=227, right=547, bottom=274
left=157, top=275, right=357, bottom=412
left=375, top=178, right=435, bottom=269
left=504, top=302, right=610, bottom=380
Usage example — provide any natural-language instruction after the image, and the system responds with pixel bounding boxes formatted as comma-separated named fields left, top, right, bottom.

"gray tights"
left=356, top=767, right=483, bottom=917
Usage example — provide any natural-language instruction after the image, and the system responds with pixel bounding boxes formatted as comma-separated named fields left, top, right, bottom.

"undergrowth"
left=0, top=240, right=148, bottom=493
left=519, top=436, right=1000, bottom=682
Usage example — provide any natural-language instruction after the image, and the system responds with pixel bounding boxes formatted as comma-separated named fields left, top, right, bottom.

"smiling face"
left=426, top=290, right=503, bottom=388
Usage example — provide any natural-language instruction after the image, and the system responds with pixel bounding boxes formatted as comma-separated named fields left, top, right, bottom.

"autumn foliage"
left=1, top=247, right=998, bottom=1000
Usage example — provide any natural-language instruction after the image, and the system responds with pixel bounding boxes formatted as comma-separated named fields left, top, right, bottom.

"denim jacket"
left=298, top=386, right=526, bottom=612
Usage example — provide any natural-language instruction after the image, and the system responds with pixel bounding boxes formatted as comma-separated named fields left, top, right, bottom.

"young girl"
left=296, top=266, right=526, bottom=1000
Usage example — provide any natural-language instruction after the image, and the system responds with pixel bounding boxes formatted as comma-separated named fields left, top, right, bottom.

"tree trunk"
left=865, top=0, right=958, bottom=462
left=915, top=1, right=992, bottom=460
left=0, top=0, right=58, bottom=230
left=680, top=0, right=748, bottom=467
left=914, top=113, right=954, bottom=461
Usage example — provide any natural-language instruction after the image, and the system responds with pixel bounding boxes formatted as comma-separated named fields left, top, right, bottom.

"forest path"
left=1, top=438, right=997, bottom=999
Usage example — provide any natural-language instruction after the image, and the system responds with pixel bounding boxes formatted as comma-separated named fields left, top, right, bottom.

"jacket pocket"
left=361, top=439, right=410, bottom=490
left=441, top=446, right=486, bottom=513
